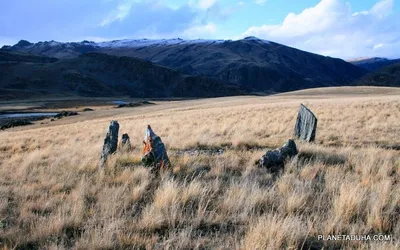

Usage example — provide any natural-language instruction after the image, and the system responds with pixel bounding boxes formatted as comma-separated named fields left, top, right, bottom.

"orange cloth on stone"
left=142, top=138, right=153, bottom=156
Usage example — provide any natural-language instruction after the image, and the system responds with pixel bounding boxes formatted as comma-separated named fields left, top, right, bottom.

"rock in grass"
left=258, top=139, right=298, bottom=172
left=121, top=133, right=131, bottom=150
left=0, top=119, right=33, bottom=130
left=54, top=111, right=78, bottom=119
left=294, top=104, right=317, bottom=142
left=116, top=101, right=155, bottom=108
left=100, top=120, right=119, bottom=167
left=141, top=125, right=170, bottom=174
left=280, top=139, right=298, bottom=157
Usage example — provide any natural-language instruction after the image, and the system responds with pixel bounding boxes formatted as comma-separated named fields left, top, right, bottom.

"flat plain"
left=0, top=86, right=399, bottom=249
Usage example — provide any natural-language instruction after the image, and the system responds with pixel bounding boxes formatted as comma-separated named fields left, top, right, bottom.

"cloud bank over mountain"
left=241, top=0, right=399, bottom=58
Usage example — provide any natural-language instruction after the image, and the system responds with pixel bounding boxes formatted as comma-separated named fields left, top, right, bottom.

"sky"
left=0, top=0, right=398, bottom=59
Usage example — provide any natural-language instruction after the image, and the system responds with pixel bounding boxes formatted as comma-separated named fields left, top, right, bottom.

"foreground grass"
left=0, top=92, right=399, bottom=249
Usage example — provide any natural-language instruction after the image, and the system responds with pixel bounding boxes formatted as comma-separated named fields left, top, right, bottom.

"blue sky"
left=0, top=0, right=398, bottom=58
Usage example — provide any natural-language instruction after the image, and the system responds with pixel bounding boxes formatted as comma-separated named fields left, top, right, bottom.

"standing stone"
left=141, top=125, right=170, bottom=173
left=258, top=139, right=298, bottom=172
left=100, top=120, right=119, bottom=166
left=121, top=133, right=131, bottom=150
left=294, top=104, right=317, bottom=142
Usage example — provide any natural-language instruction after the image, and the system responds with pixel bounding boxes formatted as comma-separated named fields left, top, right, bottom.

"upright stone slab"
left=141, top=125, right=170, bottom=172
left=100, top=120, right=119, bottom=166
left=121, top=133, right=131, bottom=150
left=294, top=104, right=317, bottom=142
left=258, top=139, right=298, bottom=172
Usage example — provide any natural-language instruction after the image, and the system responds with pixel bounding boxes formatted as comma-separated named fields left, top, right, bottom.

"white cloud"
left=80, top=36, right=127, bottom=43
left=373, top=43, right=384, bottom=49
left=352, top=0, right=393, bottom=18
left=244, top=0, right=350, bottom=38
left=370, top=0, right=394, bottom=18
left=254, top=0, right=267, bottom=5
left=100, top=0, right=146, bottom=27
left=241, top=0, right=399, bottom=58
left=238, top=2, right=244, bottom=6
left=189, top=0, right=218, bottom=10
left=182, top=22, right=217, bottom=38
left=128, top=22, right=217, bottom=40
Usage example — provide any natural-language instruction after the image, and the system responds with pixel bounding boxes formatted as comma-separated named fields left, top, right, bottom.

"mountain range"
left=349, top=57, right=400, bottom=71
left=1, top=37, right=398, bottom=99
left=0, top=51, right=243, bottom=100
left=355, top=62, right=400, bottom=87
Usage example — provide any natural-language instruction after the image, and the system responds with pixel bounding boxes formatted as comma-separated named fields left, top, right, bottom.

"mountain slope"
left=2, top=37, right=367, bottom=93
left=349, top=57, right=400, bottom=71
left=99, top=37, right=368, bottom=92
left=0, top=49, right=58, bottom=63
left=0, top=51, right=243, bottom=100
left=355, top=63, right=400, bottom=87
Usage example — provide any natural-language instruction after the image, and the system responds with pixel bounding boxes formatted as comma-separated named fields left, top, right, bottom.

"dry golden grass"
left=0, top=87, right=399, bottom=249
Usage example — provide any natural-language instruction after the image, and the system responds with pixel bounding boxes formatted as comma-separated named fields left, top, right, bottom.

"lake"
left=0, top=113, right=58, bottom=119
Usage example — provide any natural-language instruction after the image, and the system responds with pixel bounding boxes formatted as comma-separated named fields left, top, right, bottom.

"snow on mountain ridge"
left=95, top=38, right=227, bottom=48
left=6, top=37, right=273, bottom=50
left=243, top=36, right=271, bottom=44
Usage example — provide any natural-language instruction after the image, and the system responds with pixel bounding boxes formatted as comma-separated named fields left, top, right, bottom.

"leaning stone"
left=258, top=139, right=298, bottom=172
left=120, top=133, right=131, bottom=150
left=100, top=120, right=119, bottom=167
left=294, top=104, right=317, bottom=142
left=141, top=125, right=170, bottom=174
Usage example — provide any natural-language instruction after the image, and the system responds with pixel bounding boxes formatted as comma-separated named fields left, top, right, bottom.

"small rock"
left=280, top=139, right=298, bottom=157
left=0, top=119, right=33, bottom=130
left=83, top=108, right=94, bottom=112
left=54, top=111, right=78, bottom=119
left=258, top=139, right=298, bottom=173
left=120, top=133, right=131, bottom=150
left=117, top=101, right=155, bottom=108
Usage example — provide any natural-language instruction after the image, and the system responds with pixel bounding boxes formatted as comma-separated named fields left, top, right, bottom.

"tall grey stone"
left=100, top=120, right=119, bottom=166
left=294, top=104, right=317, bottom=142
left=258, top=139, right=298, bottom=172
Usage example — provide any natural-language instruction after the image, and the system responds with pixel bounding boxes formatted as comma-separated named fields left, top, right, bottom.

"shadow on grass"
left=3, top=223, right=84, bottom=250
left=298, top=149, right=347, bottom=166
left=298, top=236, right=342, bottom=250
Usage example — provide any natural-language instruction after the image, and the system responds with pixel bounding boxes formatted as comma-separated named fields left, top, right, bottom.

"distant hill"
left=355, top=62, right=400, bottom=87
left=2, top=37, right=367, bottom=93
left=0, top=51, right=243, bottom=100
left=1, top=40, right=97, bottom=58
left=275, top=86, right=400, bottom=96
left=349, top=57, right=400, bottom=71
left=0, top=49, right=58, bottom=63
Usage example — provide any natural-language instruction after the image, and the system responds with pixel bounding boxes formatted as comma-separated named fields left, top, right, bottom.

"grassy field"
left=0, top=87, right=399, bottom=249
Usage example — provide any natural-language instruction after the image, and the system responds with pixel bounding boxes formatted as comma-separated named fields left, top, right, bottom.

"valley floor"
left=0, top=86, right=399, bottom=249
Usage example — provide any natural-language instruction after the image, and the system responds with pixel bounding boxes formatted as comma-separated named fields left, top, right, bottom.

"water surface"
left=0, top=113, right=58, bottom=119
